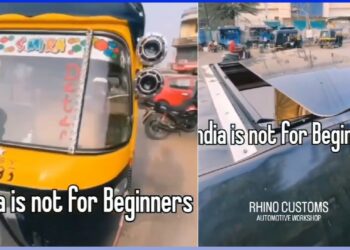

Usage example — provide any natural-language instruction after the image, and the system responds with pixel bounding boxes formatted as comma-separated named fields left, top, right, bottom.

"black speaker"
left=135, top=69, right=164, bottom=97
left=137, top=33, right=167, bottom=66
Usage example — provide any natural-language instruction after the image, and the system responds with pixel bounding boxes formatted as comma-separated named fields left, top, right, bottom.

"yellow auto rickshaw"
left=0, top=3, right=166, bottom=246
left=319, top=28, right=343, bottom=48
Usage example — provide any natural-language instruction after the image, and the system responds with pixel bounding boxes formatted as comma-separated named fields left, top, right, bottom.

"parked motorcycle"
left=142, top=99, right=197, bottom=140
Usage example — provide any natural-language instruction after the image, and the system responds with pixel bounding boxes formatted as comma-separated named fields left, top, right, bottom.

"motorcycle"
left=142, top=99, right=197, bottom=140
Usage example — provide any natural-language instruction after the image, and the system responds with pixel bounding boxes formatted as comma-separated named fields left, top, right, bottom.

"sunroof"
left=240, top=49, right=350, bottom=117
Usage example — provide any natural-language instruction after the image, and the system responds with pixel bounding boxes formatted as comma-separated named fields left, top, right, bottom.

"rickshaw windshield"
left=221, top=29, right=239, bottom=39
left=321, top=31, right=330, bottom=37
left=0, top=33, right=132, bottom=152
left=249, top=28, right=264, bottom=37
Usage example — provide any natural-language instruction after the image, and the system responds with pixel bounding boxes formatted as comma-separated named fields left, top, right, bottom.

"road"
left=199, top=42, right=350, bottom=118
left=118, top=110, right=197, bottom=246
left=199, top=41, right=350, bottom=66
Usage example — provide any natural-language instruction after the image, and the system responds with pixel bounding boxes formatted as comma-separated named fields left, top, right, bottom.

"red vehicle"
left=153, top=73, right=196, bottom=107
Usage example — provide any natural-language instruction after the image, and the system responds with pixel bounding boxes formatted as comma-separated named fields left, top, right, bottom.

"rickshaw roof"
left=0, top=3, right=145, bottom=47
left=275, top=29, right=298, bottom=34
left=249, top=26, right=268, bottom=29
left=219, top=26, right=240, bottom=30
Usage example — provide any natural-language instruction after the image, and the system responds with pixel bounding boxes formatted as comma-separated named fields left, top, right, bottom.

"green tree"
left=199, top=3, right=259, bottom=29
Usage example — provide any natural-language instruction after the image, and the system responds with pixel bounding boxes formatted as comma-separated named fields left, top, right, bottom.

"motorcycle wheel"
left=144, top=113, right=170, bottom=140
left=182, top=117, right=197, bottom=133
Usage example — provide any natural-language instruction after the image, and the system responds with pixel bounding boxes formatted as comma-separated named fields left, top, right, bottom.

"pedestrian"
left=229, top=40, right=236, bottom=53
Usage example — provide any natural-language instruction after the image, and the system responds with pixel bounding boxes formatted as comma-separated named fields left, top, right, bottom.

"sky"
left=143, top=3, right=197, bottom=68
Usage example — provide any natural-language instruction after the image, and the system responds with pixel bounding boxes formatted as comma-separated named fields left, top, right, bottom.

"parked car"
left=152, top=73, right=197, bottom=107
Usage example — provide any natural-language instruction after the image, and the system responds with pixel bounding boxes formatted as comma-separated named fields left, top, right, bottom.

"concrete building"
left=237, top=3, right=350, bottom=29
left=236, top=3, right=350, bottom=39
left=236, top=3, right=292, bottom=30
left=324, top=3, right=350, bottom=17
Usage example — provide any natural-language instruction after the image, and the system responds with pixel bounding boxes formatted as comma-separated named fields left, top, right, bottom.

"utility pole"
left=203, top=4, right=213, bottom=40
left=204, top=4, right=210, bottom=29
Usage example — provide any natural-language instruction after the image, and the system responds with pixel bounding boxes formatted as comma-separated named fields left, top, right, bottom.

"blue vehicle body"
left=199, top=28, right=208, bottom=46
left=218, top=26, right=241, bottom=47
left=247, top=26, right=273, bottom=45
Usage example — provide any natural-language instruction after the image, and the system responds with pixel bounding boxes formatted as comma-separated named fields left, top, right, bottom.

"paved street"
left=199, top=42, right=350, bottom=118
left=199, top=41, right=350, bottom=66
left=118, top=110, right=197, bottom=246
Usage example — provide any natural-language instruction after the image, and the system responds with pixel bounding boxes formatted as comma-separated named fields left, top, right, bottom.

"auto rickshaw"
left=246, top=26, right=273, bottom=48
left=218, top=26, right=241, bottom=49
left=0, top=3, right=166, bottom=246
left=319, top=28, right=343, bottom=48
left=272, top=27, right=302, bottom=50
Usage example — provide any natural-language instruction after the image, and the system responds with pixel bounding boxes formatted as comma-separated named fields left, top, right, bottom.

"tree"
left=199, top=3, right=259, bottom=29
left=217, top=3, right=259, bottom=21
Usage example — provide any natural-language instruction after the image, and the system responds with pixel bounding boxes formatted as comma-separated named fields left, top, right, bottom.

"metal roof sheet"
left=240, top=49, right=350, bottom=117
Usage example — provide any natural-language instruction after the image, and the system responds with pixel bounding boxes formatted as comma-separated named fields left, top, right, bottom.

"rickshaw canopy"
left=0, top=3, right=145, bottom=48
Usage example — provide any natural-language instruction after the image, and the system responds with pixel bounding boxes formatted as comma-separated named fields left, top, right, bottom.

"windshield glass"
left=79, top=36, right=131, bottom=150
left=275, top=31, right=297, bottom=45
left=221, top=29, right=239, bottom=39
left=0, top=33, right=131, bottom=152
left=321, top=31, right=330, bottom=37
left=249, top=28, right=265, bottom=37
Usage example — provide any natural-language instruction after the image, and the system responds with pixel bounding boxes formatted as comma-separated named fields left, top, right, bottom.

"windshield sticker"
left=0, top=153, right=15, bottom=183
left=59, top=63, right=81, bottom=141
left=0, top=34, right=122, bottom=62
left=0, top=35, right=82, bottom=55
left=93, top=37, right=121, bottom=59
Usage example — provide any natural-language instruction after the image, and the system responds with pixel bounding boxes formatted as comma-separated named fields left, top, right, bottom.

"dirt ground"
left=118, top=110, right=198, bottom=246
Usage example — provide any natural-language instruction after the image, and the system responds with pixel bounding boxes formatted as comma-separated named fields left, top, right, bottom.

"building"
left=236, top=3, right=292, bottom=30
left=172, top=7, right=198, bottom=74
left=237, top=3, right=350, bottom=28
left=324, top=3, right=350, bottom=17
left=236, top=3, right=350, bottom=38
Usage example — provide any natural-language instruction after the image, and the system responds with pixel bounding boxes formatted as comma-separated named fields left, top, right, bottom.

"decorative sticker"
left=0, top=35, right=83, bottom=55
left=59, top=63, right=81, bottom=142
left=93, top=37, right=121, bottom=59
left=0, top=34, right=124, bottom=62
left=0, top=149, right=15, bottom=183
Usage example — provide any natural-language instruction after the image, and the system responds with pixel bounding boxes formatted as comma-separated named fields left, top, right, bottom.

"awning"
left=264, top=20, right=281, bottom=29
